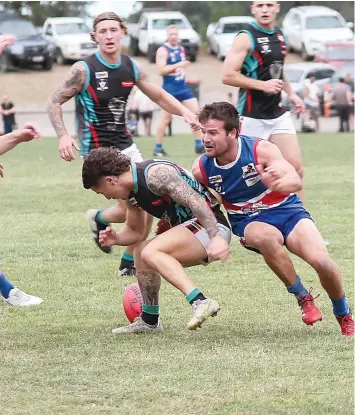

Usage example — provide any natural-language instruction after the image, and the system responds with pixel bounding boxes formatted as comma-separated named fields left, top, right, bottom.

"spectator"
left=132, top=89, right=155, bottom=137
left=303, top=74, right=320, bottom=132
left=344, top=73, right=354, bottom=132
left=331, top=77, right=353, bottom=133
left=127, top=111, right=138, bottom=137
left=1, top=95, right=16, bottom=134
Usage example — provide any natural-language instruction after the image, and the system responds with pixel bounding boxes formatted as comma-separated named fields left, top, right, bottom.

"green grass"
left=0, top=133, right=353, bottom=415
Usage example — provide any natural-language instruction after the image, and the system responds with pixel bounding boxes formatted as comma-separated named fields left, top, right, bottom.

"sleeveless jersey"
left=76, top=52, right=138, bottom=157
left=162, top=43, right=188, bottom=93
left=128, top=159, right=229, bottom=228
left=199, top=135, right=291, bottom=217
left=237, top=22, right=287, bottom=119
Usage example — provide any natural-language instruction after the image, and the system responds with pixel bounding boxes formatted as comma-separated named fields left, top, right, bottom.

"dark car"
left=314, top=42, right=355, bottom=68
left=0, top=12, right=55, bottom=72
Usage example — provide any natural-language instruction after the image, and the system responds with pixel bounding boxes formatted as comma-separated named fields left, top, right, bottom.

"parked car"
left=282, top=62, right=336, bottom=109
left=43, top=17, right=97, bottom=64
left=206, top=16, right=254, bottom=61
left=128, top=11, right=200, bottom=63
left=329, top=61, right=355, bottom=84
left=0, top=12, right=54, bottom=72
left=282, top=6, right=354, bottom=60
left=314, top=42, right=354, bottom=68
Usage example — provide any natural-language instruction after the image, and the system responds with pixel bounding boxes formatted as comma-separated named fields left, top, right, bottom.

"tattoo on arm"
left=137, top=271, right=161, bottom=305
left=47, top=62, right=85, bottom=138
left=147, top=165, right=219, bottom=239
left=137, top=63, right=149, bottom=82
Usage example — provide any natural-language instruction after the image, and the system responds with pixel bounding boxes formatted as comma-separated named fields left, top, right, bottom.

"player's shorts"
left=121, top=143, right=143, bottom=163
left=139, top=111, right=153, bottom=120
left=229, top=194, right=312, bottom=250
left=180, top=219, right=232, bottom=265
left=239, top=111, right=296, bottom=141
left=163, top=85, right=195, bottom=102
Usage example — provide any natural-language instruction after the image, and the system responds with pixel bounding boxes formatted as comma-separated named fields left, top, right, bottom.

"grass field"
left=0, top=133, right=353, bottom=415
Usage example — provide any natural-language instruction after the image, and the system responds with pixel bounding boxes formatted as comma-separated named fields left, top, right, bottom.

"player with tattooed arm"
left=82, top=148, right=231, bottom=334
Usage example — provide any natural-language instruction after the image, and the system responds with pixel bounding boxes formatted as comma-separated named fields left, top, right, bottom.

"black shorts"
left=140, top=111, right=153, bottom=120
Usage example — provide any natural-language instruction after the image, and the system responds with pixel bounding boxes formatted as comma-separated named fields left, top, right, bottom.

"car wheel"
left=216, top=47, right=224, bottom=61
left=42, top=58, right=53, bottom=71
left=148, top=45, right=157, bottom=63
left=301, top=44, right=310, bottom=61
left=189, top=54, right=197, bottom=63
left=207, top=42, right=213, bottom=55
left=0, top=53, right=11, bottom=72
left=56, top=49, right=66, bottom=65
left=130, top=37, right=140, bottom=56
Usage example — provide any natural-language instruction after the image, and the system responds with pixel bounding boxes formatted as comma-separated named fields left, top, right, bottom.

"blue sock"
left=154, top=143, right=162, bottom=151
left=0, top=273, right=14, bottom=299
left=331, top=295, right=350, bottom=317
left=122, top=252, right=134, bottom=262
left=287, top=275, right=308, bottom=299
left=96, top=210, right=110, bottom=226
left=195, top=139, right=202, bottom=148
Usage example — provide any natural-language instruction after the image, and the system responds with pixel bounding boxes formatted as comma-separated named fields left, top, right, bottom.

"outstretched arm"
left=0, top=123, right=40, bottom=156
left=146, top=164, right=219, bottom=239
left=256, top=140, right=302, bottom=193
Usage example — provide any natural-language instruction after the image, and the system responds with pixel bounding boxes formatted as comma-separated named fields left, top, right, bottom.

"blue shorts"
left=163, top=85, right=195, bottom=102
left=230, top=194, right=312, bottom=245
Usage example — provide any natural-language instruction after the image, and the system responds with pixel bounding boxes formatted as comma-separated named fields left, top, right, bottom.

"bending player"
left=193, top=102, right=353, bottom=336
left=82, top=148, right=231, bottom=334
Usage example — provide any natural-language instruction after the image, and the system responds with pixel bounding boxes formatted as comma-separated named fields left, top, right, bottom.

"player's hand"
left=179, top=60, right=191, bottom=68
left=182, top=109, right=200, bottom=132
left=99, top=226, right=118, bottom=247
left=256, top=164, right=284, bottom=191
left=0, top=34, right=16, bottom=54
left=289, top=93, right=306, bottom=114
left=155, top=218, right=172, bottom=235
left=59, top=134, right=80, bottom=162
left=263, top=79, right=283, bottom=94
left=12, top=123, right=41, bottom=143
left=0, top=163, right=3, bottom=178
left=207, top=235, right=230, bottom=262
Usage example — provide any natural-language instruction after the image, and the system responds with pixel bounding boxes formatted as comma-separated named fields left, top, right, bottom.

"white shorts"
left=239, top=111, right=296, bottom=141
left=180, top=219, right=232, bottom=265
left=121, top=143, right=143, bottom=163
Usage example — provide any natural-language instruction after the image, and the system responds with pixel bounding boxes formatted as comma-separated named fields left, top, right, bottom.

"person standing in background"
left=331, top=77, right=352, bottom=133
left=304, top=74, right=320, bottom=133
left=1, top=95, right=17, bottom=134
left=132, top=89, right=155, bottom=137
left=344, top=73, right=354, bottom=132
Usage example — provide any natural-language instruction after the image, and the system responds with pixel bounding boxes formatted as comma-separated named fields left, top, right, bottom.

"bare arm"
left=47, top=62, right=86, bottom=139
left=0, top=123, right=40, bottom=156
left=156, top=46, right=189, bottom=76
left=256, top=141, right=302, bottom=193
left=135, top=63, right=190, bottom=116
left=146, top=164, right=220, bottom=239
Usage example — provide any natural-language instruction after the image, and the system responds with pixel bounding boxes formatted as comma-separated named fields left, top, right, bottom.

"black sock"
left=141, top=312, right=159, bottom=326
left=188, top=292, right=207, bottom=305
left=120, top=257, right=134, bottom=270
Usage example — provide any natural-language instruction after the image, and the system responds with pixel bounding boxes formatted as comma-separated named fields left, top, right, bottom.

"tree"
left=0, top=1, right=90, bottom=26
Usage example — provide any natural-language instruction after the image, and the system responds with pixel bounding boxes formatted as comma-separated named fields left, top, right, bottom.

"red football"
left=123, top=283, right=143, bottom=323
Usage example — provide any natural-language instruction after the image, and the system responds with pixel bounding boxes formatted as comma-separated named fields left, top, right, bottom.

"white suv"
left=282, top=6, right=354, bottom=60
left=43, top=17, right=97, bottom=64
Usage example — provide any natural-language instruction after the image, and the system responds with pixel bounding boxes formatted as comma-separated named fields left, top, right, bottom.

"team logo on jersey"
left=96, top=79, right=108, bottom=91
left=245, top=176, right=261, bottom=187
left=95, top=71, right=108, bottom=79
left=261, top=44, right=271, bottom=54
left=257, top=37, right=269, bottom=43
left=242, top=163, right=257, bottom=178
left=122, top=81, right=135, bottom=87
left=209, top=175, right=223, bottom=184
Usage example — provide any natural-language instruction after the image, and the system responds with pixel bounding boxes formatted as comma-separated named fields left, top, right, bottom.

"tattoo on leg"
left=137, top=271, right=161, bottom=305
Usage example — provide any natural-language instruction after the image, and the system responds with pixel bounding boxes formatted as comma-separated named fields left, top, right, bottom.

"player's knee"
left=140, top=245, right=156, bottom=266
left=309, top=256, right=335, bottom=274
left=246, top=231, right=281, bottom=251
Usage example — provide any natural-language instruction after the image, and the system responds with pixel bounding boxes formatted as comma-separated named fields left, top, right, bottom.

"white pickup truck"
left=42, top=17, right=97, bottom=64
left=128, top=11, right=200, bottom=63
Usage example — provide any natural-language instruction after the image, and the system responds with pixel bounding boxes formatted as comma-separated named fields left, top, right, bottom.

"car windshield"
left=0, top=19, right=38, bottom=37
left=284, top=68, right=304, bottom=83
left=222, top=23, right=250, bottom=33
left=152, top=19, right=188, bottom=30
left=55, top=23, right=90, bottom=35
left=306, top=16, right=344, bottom=30
left=326, top=46, right=354, bottom=61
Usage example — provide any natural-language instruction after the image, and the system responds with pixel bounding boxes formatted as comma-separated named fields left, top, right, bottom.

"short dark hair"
left=198, top=102, right=240, bottom=134
left=339, top=77, right=345, bottom=83
left=82, top=148, right=131, bottom=189
left=91, top=12, right=128, bottom=42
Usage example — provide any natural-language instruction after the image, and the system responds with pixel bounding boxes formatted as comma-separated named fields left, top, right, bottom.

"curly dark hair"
left=82, top=148, right=131, bottom=189
left=199, top=102, right=240, bottom=134
left=90, top=12, right=128, bottom=42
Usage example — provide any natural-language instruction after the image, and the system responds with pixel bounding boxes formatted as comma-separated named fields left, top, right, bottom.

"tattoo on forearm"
left=47, top=63, right=85, bottom=138
left=147, top=165, right=219, bottom=239
left=137, top=271, right=161, bottom=305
